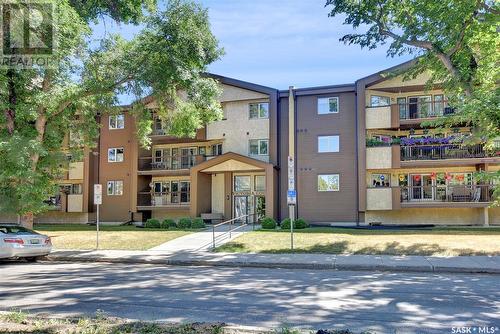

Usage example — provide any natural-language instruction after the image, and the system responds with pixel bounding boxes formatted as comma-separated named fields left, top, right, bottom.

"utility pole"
left=287, top=86, right=296, bottom=250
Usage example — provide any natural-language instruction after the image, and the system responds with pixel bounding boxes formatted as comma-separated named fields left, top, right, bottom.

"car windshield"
left=0, top=226, right=38, bottom=235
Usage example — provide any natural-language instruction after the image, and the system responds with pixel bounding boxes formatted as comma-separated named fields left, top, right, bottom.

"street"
left=0, top=262, right=498, bottom=334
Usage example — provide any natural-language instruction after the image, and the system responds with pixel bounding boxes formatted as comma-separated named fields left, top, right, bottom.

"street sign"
left=94, top=184, right=102, bottom=205
left=287, top=189, right=296, bottom=205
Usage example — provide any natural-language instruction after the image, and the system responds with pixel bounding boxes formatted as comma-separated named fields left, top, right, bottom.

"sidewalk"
left=46, top=249, right=500, bottom=274
left=149, top=224, right=255, bottom=252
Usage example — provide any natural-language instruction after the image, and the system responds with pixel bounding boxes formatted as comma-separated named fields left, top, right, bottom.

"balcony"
left=400, top=184, right=494, bottom=208
left=137, top=192, right=190, bottom=209
left=366, top=145, right=400, bottom=169
left=366, top=187, right=401, bottom=211
left=400, top=143, right=498, bottom=166
left=365, top=105, right=399, bottom=129
left=138, top=155, right=207, bottom=174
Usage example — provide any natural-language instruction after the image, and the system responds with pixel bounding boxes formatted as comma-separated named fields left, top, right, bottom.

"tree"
left=0, top=0, right=224, bottom=227
left=326, top=0, right=500, bottom=203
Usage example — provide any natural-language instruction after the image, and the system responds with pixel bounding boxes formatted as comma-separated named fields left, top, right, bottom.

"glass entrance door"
left=255, top=196, right=266, bottom=221
left=234, top=196, right=249, bottom=223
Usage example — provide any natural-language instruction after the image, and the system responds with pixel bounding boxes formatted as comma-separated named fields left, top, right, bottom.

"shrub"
left=281, top=218, right=309, bottom=230
left=145, top=219, right=161, bottom=228
left=191, top=218, right=206, bottom=229
left=161, top=219, right=177, bottom=229
left=261, top=217, right=276, bottom=229
left=177, top=217, right=192, bottom=229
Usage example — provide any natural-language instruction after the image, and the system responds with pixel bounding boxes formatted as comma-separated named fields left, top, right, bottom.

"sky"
left=92, top=0, right=413, bottom=91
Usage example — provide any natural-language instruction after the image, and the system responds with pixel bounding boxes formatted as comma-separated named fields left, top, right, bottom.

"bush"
left=145, top=219, right=161, bottom=228
left=161, top=219, right=177, bottom=229
left=261, top=217, right=276, bottom=229
left=281, top=218, right=309, bottom=230
left=191, top=218, right=206, bottom=229
left=177, top=217, right=192, bottom=229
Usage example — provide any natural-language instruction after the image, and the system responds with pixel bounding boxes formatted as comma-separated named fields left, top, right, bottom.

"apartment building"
left=2, top=60, right=498, bottom=225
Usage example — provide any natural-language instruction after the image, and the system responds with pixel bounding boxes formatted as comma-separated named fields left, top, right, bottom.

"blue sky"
left=92, top=0, right=413, bottom=90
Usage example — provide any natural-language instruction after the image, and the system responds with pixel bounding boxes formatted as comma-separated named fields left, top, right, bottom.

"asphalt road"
left=0, top=261, right=498, bottom=334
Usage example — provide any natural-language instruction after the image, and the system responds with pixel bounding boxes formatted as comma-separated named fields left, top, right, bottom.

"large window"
left=249, top=139, right=269, bottom=155
left=107, top=180, right=123, bottom=196
left=318, top=97, right=339, bottom=114
left=109, top=114, right=125, bottom=129
left=318, top=135, right=340, bottom=153
left=370, top=95, right=391, bottom=107
left=318, top=174, right=340, bottom=192
left=153, top=180, right=190, bottom=203
left=234, top=176, right=251, bottom=192
left=60, top=184, right=82, bottom=194
left=249, top=103, right=269, bottom=119
left=108, top=148, right=124, bottom=162
left=255, top=175, right=266, bottom=191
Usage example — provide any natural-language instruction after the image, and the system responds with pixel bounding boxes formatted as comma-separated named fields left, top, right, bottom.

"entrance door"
left=410, top=174, right=434, bottom=200
left=234, top=196, right=249, bottom=223
left=254, top=196, right=266, bottom=221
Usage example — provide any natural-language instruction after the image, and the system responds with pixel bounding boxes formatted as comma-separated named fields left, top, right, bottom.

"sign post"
left=94, top=184, right=102, bottom=249
left=287, top=156, right=296, bottom=250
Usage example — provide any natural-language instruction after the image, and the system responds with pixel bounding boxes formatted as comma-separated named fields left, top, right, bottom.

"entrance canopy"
left=190, top=152, right=277, bottom=219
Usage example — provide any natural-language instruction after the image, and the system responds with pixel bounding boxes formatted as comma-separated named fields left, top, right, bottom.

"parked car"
left=0, top=224, right=52, bottom=261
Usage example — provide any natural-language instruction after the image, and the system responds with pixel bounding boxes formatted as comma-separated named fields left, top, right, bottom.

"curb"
left=45, top=254, right=500, bottom=275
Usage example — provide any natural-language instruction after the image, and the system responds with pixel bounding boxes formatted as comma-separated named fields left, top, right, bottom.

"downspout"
left=276, top=90, right=281, bottom=221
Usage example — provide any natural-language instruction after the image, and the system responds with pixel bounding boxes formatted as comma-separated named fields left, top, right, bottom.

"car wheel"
left=25, top=257, right=38, bottom=263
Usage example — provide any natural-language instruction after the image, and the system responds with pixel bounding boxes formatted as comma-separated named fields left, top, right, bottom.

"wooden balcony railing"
left=400, top=185, right=494, bottom=203
left=396, top=101, right=454, bottom=120
left=400, top=143, right=492, bottom=161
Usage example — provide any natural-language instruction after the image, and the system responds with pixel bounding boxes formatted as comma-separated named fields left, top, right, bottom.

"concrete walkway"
left=46, top=249, right=500, bottom=274
left=149, top=224, right=255, bottom=252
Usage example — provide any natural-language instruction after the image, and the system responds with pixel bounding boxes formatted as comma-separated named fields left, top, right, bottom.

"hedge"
left=145, top=219, right=161, bottom=228
left=177, top=217, right=192, bottom=229
left=161, top=219, right=177, bottom=229
left=191, top=218, right=206, bottom=228
left=280, top=218, right=309, bottom=230
left=261, top=217, right=277, bottom=229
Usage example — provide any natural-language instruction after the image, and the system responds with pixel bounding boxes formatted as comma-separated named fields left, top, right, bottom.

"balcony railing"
left=137, top=192, right=190, bottom=207
left=138, top=155, right=207, bottom=171
left=400, top=143, right=491, bottom=161
left=396, top=101, right=454, bottom=120
left=400, top=185, right=494, bottom=203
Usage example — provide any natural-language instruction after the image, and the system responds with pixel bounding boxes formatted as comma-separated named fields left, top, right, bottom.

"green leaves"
left=0, top=0, right=223, bottom=215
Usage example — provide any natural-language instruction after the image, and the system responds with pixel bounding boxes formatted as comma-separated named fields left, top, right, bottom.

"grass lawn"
left=215, top=227, right=500, bottom=256
left=35, top=224, right=197, bottom=251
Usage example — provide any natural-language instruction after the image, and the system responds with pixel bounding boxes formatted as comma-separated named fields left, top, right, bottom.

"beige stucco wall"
left=68, top=162, right=84, bottom=180
left=67, top=194, right=83, bottom=212
left=366, top=106, right=392, bottom=129
left=366, top=147, right=393, bottom=169
left=219, top=84, right=268, bottom=102
left=211, top=173, right=225, bottom=214
left=365, top=207, right=495, bottom=225
left=368, top=72, right=434, bottom=90
left=366, top=188, right=393, bottom=210
left=207, top=99, right=270, bottom=162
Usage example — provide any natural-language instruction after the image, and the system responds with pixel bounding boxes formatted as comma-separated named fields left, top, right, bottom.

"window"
left=249, top=103, right=269, bottom=119
left=60, top=184, right=82, bottom=194
left=234, top=176, right=251, bottom=192
left=107, top=181, right=123, bottom=196
left=370, top=95, right=391, bottom=107
left=318, top=174, right=340, bottom=192
left=249, top=139, right=268, bottom=155
left=369, top=174, right=390, bottom=188
left=397, top=97, right=407, bottom=119
left=211, top=143, right=223, bottom=156
left=433, top=94, right=445, bottom=116
left=318, top=135, right=340, bottom=153
left=109, top=114, right=125, bottom=129
left=318, top=97, right=339, bottom=114
left=108, top=148, right=124, bottom=162
left=255, top=175, right=266, bottom=191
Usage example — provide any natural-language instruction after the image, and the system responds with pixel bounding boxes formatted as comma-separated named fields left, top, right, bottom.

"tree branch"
left=447, top=0, right=482, bottom=56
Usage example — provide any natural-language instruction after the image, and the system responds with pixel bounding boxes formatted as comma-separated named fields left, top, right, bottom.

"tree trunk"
left=20, top=212, right=34, bottom=229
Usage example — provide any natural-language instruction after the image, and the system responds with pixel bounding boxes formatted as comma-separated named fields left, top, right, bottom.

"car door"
left=0, top=227, right=10, bottom=259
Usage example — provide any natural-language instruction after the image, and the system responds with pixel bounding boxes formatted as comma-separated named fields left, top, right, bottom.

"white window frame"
left=107, top=180, right=123, bottom=196
left=370, top=95, right=391, bottom=107
left=108, top=147, right=124, bottom=162
left=249, top=102, right=270, bottom=119
left=109, top=114, right=125, bottom=129
left=317, top=97, right=339, bottom=115
left=318, top=135, right=340, bottom=153
left=318, top=174, right=340, bottom=192
left=249, top=139, right=269, bottom=156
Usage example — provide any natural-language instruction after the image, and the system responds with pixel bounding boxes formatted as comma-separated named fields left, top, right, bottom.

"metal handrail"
left=212, top=214, right=257, bottom=249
